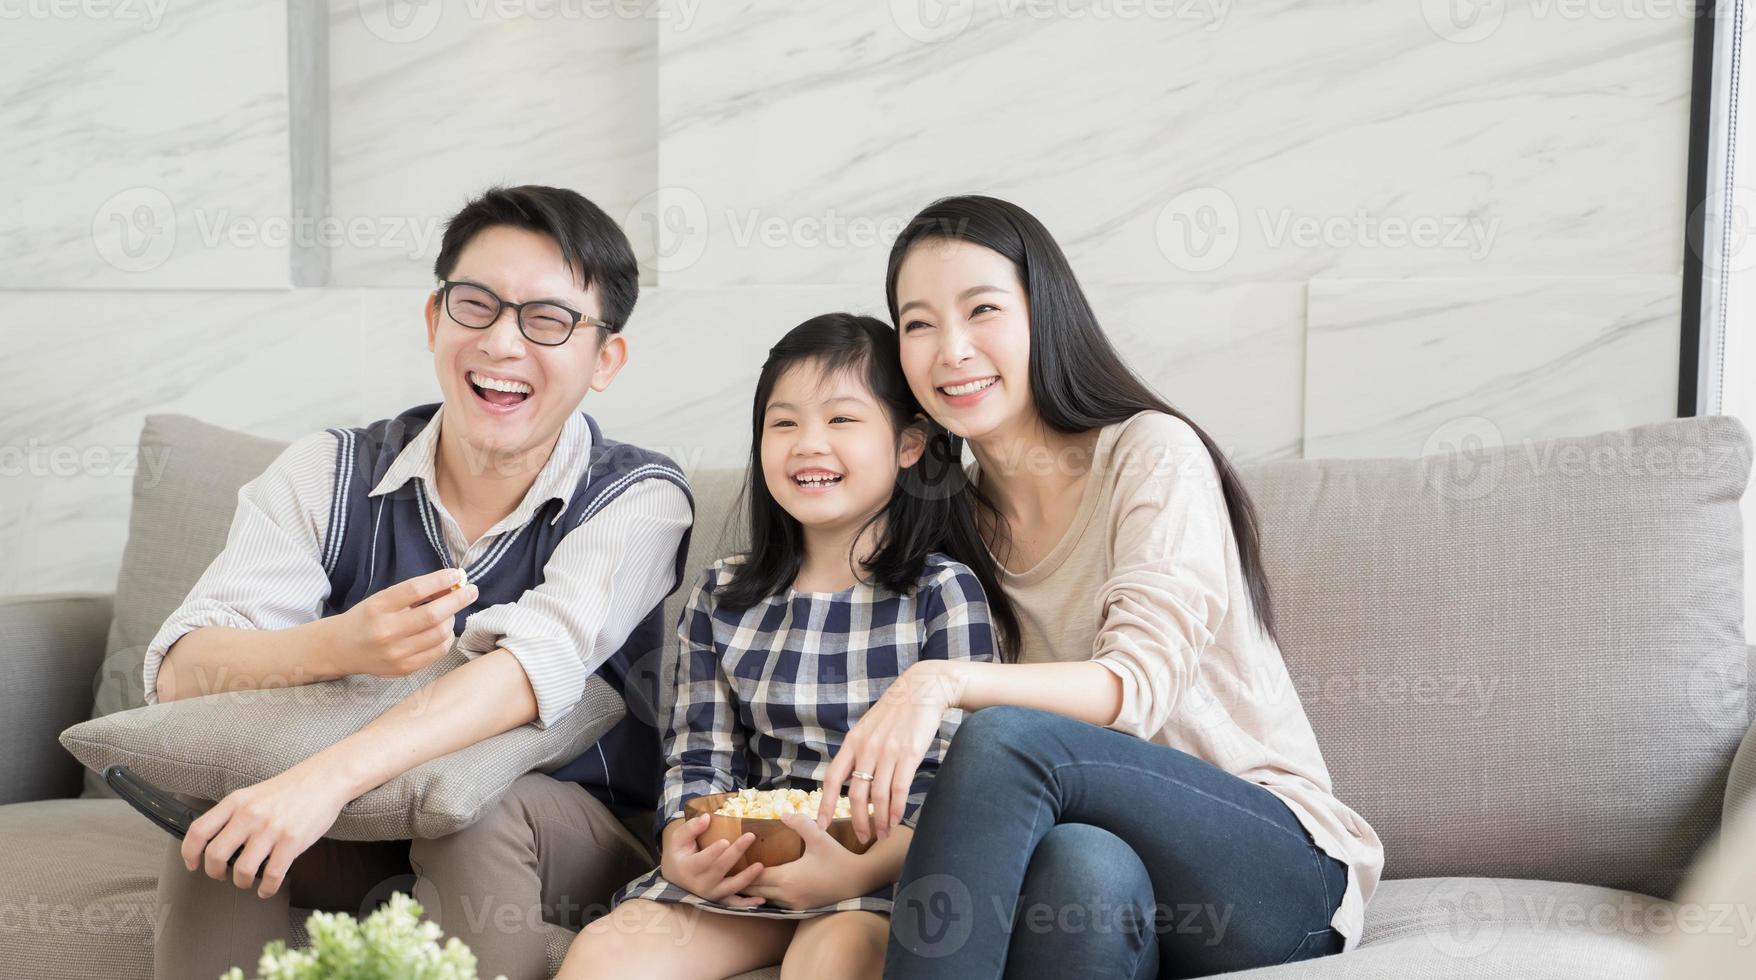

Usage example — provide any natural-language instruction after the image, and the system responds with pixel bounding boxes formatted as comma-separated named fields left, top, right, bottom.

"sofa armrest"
left=0, top=592, right=114, bottom=804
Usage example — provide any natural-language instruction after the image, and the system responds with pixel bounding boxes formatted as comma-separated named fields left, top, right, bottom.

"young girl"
left=556, top=312, right=1018, bottom=980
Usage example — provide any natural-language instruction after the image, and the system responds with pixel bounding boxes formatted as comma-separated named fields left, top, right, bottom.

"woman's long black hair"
left=717, top=312, right=1021, bottom=661
left=884, top=195, right=1281, bottom=647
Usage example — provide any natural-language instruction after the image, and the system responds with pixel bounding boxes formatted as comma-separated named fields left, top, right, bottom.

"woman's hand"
left=740, top=813, right=870, bottom=911
left=659, top=813, right=768, bottom=909
left=817, top=660, right=961, bottom=843
left=180, top=762, right=352, bottom=899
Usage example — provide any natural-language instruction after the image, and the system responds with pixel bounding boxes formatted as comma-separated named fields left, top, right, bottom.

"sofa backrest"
left=1237, top=415, right=1750, bottom=899
left=86, top=416, right=285, bottom=798
left=93, top=413, right=1752, bottom=902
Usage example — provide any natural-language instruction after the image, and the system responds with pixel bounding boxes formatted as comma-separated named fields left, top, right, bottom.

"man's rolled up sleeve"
left=457, top=477, right=692, bottom=729
left=141, top=432, right=337, bottom=704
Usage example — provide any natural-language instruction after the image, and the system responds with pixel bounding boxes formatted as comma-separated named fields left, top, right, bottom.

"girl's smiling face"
left=761, top=360, right=924, bottom=538
left=893, top=237, right=1035, bottom=445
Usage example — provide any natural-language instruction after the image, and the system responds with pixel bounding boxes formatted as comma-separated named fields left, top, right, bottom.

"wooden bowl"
left=684, top=791, right=876, bottom=873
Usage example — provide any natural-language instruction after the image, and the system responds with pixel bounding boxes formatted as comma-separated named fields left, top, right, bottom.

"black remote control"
left=104, top=765, right=213, bottom=842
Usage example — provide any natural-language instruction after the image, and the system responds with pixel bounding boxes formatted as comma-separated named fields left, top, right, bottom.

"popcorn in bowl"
left=687, top=788, right=884, bottom=869
left=711, top=787, right=871, bottom=820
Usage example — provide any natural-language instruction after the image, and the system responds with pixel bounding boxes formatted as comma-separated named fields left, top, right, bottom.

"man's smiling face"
left=425, top=224, right=627, bottom=466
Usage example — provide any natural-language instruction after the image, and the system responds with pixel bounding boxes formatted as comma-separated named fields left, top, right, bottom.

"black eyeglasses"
left=437, top=280, right=615, bottom=347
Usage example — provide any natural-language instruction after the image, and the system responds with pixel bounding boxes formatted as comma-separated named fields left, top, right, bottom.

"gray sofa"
left=1, top=411, right=1750, bottom=980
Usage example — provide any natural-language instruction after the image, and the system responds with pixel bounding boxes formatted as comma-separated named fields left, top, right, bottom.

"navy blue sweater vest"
left=318, top=403, right=692, bottom=819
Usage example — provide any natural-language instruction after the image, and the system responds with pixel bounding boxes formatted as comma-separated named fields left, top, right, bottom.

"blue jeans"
left=885, top=706, right=1348, bottom=979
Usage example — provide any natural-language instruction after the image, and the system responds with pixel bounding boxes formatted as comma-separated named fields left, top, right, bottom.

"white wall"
left=0, top=0, right=1699, bottom=595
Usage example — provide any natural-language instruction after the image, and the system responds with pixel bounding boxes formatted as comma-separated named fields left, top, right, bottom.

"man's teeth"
left=795, top=474, right=843, bottom=486
left=940, top=377, right=998, bottom=396
left=469, top=372, right=533, bottom=394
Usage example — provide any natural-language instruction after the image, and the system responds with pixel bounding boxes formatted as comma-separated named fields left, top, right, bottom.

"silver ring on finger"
left=851, top=770, right=875, bottom=781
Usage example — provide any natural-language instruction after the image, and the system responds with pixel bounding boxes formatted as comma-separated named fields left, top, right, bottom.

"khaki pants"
left=153, top=774, right=657, bottom=980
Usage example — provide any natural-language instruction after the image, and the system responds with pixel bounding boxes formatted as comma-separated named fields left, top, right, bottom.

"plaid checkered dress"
left=612, top=551, right=998, bottom=919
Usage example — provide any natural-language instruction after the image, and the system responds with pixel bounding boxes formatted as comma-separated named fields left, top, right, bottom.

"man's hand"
left=739, top=812, right=871, bottom=911
left=658, top=813, right=768, bottom=908
left=321, top=568, right=477, bottom=677
left=180, top=762, right=352, bottom=899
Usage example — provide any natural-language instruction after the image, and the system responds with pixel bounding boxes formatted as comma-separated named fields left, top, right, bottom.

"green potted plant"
left=220, top=892, right=506, bottom=980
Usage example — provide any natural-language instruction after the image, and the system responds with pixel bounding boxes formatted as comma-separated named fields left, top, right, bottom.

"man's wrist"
left=294, top=616, right=347, bottom=679
left=287, top=739, right=373, bottom=805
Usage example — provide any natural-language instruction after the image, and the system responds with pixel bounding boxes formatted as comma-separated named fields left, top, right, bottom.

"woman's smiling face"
left=893, top=237, right=1034, bottom=444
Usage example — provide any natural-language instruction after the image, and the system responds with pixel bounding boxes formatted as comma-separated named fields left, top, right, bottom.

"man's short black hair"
left=434, top=185, right=639, bottom=331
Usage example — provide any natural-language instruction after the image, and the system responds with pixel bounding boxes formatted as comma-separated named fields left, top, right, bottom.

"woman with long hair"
left=812, top=196, right=1384, bottom=978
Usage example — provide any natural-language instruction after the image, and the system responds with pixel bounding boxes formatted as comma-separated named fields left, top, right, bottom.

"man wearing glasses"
left=144, top=185, right=693, bottom=980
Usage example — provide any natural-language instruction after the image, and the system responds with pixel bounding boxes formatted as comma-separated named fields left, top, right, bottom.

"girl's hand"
left=180, top=763, right=351, bottom=899
left=817, top=660, right=959, bottom=844
left=659, top=813, right=768, bottom=908
left=741, top=813, right=869, bottom=910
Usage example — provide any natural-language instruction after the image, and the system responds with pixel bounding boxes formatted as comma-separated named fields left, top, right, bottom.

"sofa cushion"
left=559, top=879, right=1673, bottom=980
left=0, top=800, right=1671, bottom=980
left=1240, top=416, right=1752, bottom=899
left=60, top=651, right=627, bottom=841
left=633, top=467, right=746, bottom=734
left=1216, top=877, right=1668, bottom=978
left=0, top=799, right=162, bottom=980
left=0, top=798, right=471, bottom=979
left=86, top=415, right=284, bottom=798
